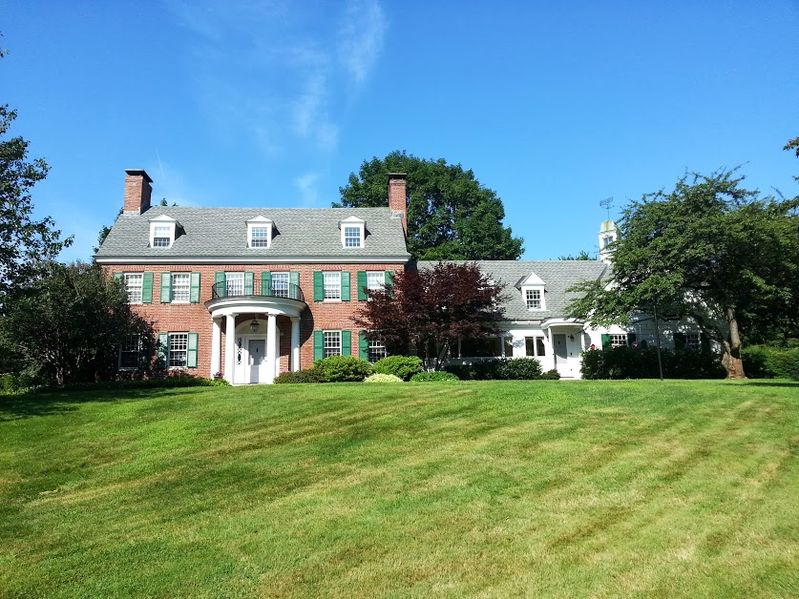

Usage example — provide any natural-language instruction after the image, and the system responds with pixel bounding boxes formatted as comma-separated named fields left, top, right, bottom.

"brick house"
left=96, top=169, right=707, bottom=381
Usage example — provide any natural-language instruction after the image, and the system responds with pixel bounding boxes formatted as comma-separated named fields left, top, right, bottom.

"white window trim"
left=247, top=217, right=273, bottom=249
left=124, top=273, right=143, bottom=305
left=323, top=271, right=342, bottom=302
left=323, top=330, right=342, bottom=358
left=149, top=215, right=177, bottom=249
left=522, top=285, right=546, bottom=311
left=171, top=273, right=191, bottom=304
left=366, top=271, right=385, bottom=292
left=168, top=332, right=189, bottom=369
left=340, top=216, right=365, bottom=249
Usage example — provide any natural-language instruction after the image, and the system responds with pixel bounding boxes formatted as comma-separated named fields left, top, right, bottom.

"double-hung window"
left=366, top=271, right=385, bottom=292
left=324, top=272, right=341, bottom=301
left=226, top=272, right=245, bottom=296
left=525, top=337, right=546, bottom=357
left=120, top=334, right=142, bottom=368
left=250, top=226, right=269, bottom=248
left=168, top=333, right=188, bottom=367
left=324, top=331, right=342, bottom=357
left=171, top=273, right=191, bottom=303
left=344, top=226, right=362, bottom=248
left=272, top=272, right=289, bottom=298
left=525, top=289, right=542, bottom=310
left=685, top=333, right=701, bottom=351
left=368, top=338, right=387, bottom=362
left=152, top=225, right=172, bottom=247
left=124, top=273, right=143, bottom=304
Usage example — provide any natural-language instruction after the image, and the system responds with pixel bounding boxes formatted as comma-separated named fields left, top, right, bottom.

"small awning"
left=541, top=317, right=584, bottom=330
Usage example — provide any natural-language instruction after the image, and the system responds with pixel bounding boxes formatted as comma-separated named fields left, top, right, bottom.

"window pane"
left=272, top=273, right=289, bottom=297
left=169, top=333, right=188, bottom=367
left=344, top=226, right=361, bottom=247
left=366, top=271, right=384, bottom=291
left=610, top=334, right=627, bottom=348
left=153, top=225, right=172, bottom=247
left=368, top=337, right=387, bottom=363
left=323, top=331, right=341, bottom=357
left=251, top=226, right=269, bottom=247
left=171, top=273, right=190, bottom=302
left=536, top=337, right=546, bottom=356
left=323, top=272, right=341, bottom=300
left=525, top=288, right=541, bottom=310
left=503, top=336, right=514, bottom=357
left=525, top=337, right=535, bottom=357
left=685, top=333, right=701, bottom=351
left=120, top=334, right=141, bottom=368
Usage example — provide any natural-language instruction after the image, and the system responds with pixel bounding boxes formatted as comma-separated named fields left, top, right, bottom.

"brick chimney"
left=387, top=172, right=407, bottom=234
left=123, top=169, right=153, bottom=214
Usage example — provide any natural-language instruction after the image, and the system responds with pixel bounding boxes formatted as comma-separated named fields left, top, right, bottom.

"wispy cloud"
left=293, top=172, right=321, bottom=207
left=167, top=0, right=387, bottom=156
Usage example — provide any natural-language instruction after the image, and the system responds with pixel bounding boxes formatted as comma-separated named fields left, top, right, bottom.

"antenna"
left=599, top=197, right=614, bottom=219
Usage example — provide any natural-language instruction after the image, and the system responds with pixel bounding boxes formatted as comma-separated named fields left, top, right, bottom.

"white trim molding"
left=95, top=255, right=410, bottom=264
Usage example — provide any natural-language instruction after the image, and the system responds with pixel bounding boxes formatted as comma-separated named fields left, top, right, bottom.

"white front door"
left=248, top=339, right=266, bottom=383
left=553, top=333, right=580, bottom=378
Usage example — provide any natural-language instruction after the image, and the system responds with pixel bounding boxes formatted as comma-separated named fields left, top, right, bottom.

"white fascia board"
left=95, top=255, right=411, bottom=264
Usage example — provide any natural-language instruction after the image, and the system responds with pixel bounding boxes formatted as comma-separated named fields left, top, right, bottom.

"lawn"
left=1, top=380, right=797, bottom=598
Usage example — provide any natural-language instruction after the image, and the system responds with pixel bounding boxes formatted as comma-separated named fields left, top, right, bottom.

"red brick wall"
left=103, top=263, right=404, bottom=377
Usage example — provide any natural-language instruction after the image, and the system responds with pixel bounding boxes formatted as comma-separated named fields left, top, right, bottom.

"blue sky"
left=3, top=1, right=799, bottom=261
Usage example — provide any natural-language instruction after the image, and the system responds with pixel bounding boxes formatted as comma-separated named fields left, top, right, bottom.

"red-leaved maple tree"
left=355, top=262, right=505, bottom=368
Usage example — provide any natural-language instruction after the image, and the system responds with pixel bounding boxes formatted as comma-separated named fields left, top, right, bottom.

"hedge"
left=742, top=345, right=799, bottom=380
left=580, top=347, right=725, bottom=379
left=313, top=356, right=373, bottom=382
left=444, top=358, right=543, bottom=380
left=373, top=356, right=423, bottom=381
left=410, top=371, right=459, bottom=382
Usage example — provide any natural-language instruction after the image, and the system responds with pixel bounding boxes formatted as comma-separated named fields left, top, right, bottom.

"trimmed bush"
left=313, top=356, right=373, bottom=382
left=373, top=356, right=423, bottom=381
left=444, top=358, right=542, bottom=380
left=364, top=373, right=403, bottom=383
left=274, top=369, right=325, bottom=384
left=410, top=371, right=459, bottom=382
left=581, top=347, right=725, bottom=379
left=742, top=345, right=799, bottom=380
left=541, top=369, right=561, bottom=380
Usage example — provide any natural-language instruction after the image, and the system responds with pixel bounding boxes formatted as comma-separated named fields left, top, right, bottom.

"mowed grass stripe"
left=0, top=380, right=797, bottom=598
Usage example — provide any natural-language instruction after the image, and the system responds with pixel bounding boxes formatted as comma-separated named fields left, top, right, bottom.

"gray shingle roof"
left=95, top=206, right=410, bottom=259
left=417, top=260, right=608, bottom=321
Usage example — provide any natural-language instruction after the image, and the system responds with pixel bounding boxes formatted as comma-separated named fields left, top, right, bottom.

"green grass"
left=1, top=380, right=798, bottom=598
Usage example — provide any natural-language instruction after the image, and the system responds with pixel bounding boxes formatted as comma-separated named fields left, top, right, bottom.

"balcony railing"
left=211, top=280, right=305, bottom=302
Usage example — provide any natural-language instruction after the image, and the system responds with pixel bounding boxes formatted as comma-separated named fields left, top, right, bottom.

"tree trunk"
left=721, top=306, right=746, bottom=379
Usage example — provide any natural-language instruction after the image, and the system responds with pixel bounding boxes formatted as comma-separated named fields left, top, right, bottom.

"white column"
left=224, top=313, right=237, bottom=383
left=265, top=313, right=277, bottom=384
left=210, top=317, right=221, bottom=378
left=290, top=317, right=301, bottom=372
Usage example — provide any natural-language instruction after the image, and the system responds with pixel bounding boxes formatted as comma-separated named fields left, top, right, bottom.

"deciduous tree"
left=338, top=151, right=523, bottom=260
left=567, top=170, right=799, bottom=379
left=356, top=262, right=505, bottom=369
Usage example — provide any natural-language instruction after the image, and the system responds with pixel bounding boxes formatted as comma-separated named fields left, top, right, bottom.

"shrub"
left=313, top=356, right=373, bottom=382
left=742, top=345, right=799, bottom=380
left=364, top=373, right=403, bottom=383
left=581, top=347, right=725, bottom=379
left=410, top=371, right=459, bottom=382
left=541, top=369, right=561, bottom=380
left=373, top=356, right=423, bottom=381
left=274, top=369, right=325, bottom=384
left=495, top=358, right=543, bottom=380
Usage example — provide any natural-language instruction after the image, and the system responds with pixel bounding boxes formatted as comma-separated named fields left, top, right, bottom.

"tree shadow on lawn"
left=0, top=387, right=194, bottom=422
left=742, top=380, right=799, bottom=388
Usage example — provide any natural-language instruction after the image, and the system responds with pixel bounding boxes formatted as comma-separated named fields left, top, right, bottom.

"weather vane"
left=599, top=197, right=614, bottom=219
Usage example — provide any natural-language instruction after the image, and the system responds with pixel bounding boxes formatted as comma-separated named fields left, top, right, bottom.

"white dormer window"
left=149, top=215, right=177, bottom=248
left=340, top=216, right=365, bottom=248
left=520, top=272, right=546, bottom=311
left=247, top=216, right=273, bottom=249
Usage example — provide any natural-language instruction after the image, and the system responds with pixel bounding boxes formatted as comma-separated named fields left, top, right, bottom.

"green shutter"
left=289, top=272, right=299, bottom=299
left=157, top=333, right=168, bottom=368
left=357, top=271, right=367, bottom=301
left=261, top=271, right=272, bottom=296
left=341, top=272, right=351, bottom=302
left=113, top=273, right=123, bottom=283
left=600, top=333, right=610, bottom=349
left=214, top=272, right=225, bottom=298
left=359, top=330, right=369, bottom=360
left=313, top=272, right=324, bottom=302
left=341, top=330, right=352, bottom=356
left=160, top=272, right=172, bottom=303
left=673, top=332, right=686, bottom=350
left=142, top=272, right=153, bottom=304
left=313, top=330, right=324, bottom=361
left=187, top=332, right=198, bottom=368
left=244, top=272, right=254, bottom=295
left=384, top=270, right=394, bottom=287
left=189, top=272, right=201, bottom=303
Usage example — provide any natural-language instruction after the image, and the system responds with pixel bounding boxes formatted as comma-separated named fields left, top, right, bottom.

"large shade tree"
left=356, top=262, right=505, bottom=369
left=567, top=170, right=799, bottom=379
left=337, top=151, right=523, bottom=260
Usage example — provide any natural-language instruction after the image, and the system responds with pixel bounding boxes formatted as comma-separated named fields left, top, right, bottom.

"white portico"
left=206, top=290, right=306, bottom=385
